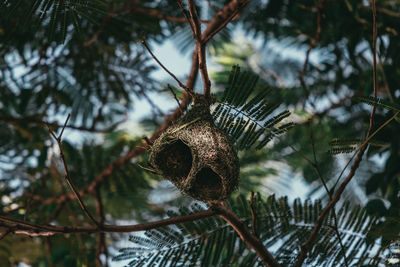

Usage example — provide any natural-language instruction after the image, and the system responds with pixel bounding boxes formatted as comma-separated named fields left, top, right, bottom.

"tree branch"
left=0, top=115, right=125, bottom=133
left=201, top=0, right=250, bottom=43
left=142, top=39, right=191, bottom=92
left=212, top=204, right=281, bottom=267
left=0, top=209, right=215, bottom=236
left=250, top=192, right=258, bottom=237
left=95, top=186, right=108, bottom=267
left=187, top=0, right=212, bottom=97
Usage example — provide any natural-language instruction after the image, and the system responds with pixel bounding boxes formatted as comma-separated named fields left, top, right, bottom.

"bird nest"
left=150, top=95, right=239, bottom=201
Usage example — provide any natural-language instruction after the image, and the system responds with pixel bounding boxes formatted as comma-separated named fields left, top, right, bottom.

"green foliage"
left=328, top=138, right=361, bottom=155
left=212, top=66, right=294, bottom=150
left=1, top=0, right=107, bottom=44
left=355, top=96, right=400, bottom=113
left=1, top=0, right=400, bottom=265
left=115, top=194, right=386, bottom=266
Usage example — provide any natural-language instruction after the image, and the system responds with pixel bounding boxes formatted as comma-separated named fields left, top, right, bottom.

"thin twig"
left=298, top=0, right=325, bottom=106
left=201, top=0, right=250, bottom=43
left=294, top=2, right=378, bottom=265
left=95, top=186, right=108, bottom=267
left=308, top=122, right=349, bottom=267
left=377, top=56, right=393, bottom=102
left=0, top=209, right=216, bottom=235
left=202, top=6, right=241, bottom=44
left=176, top=0, right=196, bottom=34
left=0, top=115, right=125, bottom=133
left=141, top=39, right=190, bottom=92
left=0, top=228, right=13, bottom=240
left=47, top=114, right=100, bottom=227
left=250, top=192, right=258, bottom=237
left=186, top=0, right=212, bottom=98
left=168, top=84, right=183, bottom=114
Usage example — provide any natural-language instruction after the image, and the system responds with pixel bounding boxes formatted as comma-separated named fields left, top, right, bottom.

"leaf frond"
left=212, top=65, right=293, bottom=150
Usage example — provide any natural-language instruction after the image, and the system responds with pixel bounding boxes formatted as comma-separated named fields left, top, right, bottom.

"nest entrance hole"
left=154, top=139, right=192, bottom=178
left=192, top=167, right=223, bottom=200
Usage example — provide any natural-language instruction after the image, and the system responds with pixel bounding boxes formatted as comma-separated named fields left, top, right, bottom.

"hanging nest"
left=150, top=95, right=239, bottom=201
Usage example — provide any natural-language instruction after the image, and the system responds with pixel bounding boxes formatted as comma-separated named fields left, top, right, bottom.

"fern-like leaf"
left=212, top=65, right=294, bottom=150
left=354, top=96, right=400, bottom=113
left=2, top=0, right=107, bottom=43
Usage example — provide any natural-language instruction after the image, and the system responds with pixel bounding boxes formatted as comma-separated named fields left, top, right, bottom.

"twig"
left=212, top=204, right=281, bottom=267
left=0, top=115, right=125, bottom=133
left=294, top=2, right=378, bottom=265
left=372, top=0, right=378, bottom=101
left=201, top=0, right=250, bottom=43
left=202, top=6, right=241, bottom=44
left=0, top=208, right=216, bottom=236
left=47, top=114, right=100, bottom=227
left=141, top=39, right=190, bottom=92
left=250, top=192, right=258, bottom=237
left=176, top=0, right=196, bottom=34
left=0, top=228, right=13, bottom=240
left=298, top=0, right=325, bottom=105
left=377, top=56, right=393, bottom=102
left=168, top=84, right=183, bottom=114
left=187, top=0, right=212, bottom=98
left=95, top=186, right=108, bottom=267
left=308, top=122, right=349, bottom=267
left=44, top=202, right=66, bottom=224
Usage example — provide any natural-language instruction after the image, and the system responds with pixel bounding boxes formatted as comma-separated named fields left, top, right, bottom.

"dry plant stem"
left=212, top=204, right=281, bottom=267
left=294, top=2, right=378, bottom=266
left=95, top=186, right=108, bottom=267
left=377, top=57, right=393, bottom=102
left=0, top=209, right=215, bottom=236
left=0, top=115, right=125, bottom=133
left=142, top=39, right=190, bottom=92
left=0, top=227, right=13, bottom=240
left=187, top=0, right=212, bottom=97
left=202, top=5, right=242, bottom=44
left=47, top=114, right=100, bottom=227
left=298, top=0, right=325, bottom=101
left=250, top=192, right=258, bottom=236
left=308, top=123, right=349, bottom=267
left=176, top=0, right=196, bottom=33
left=168, top=84, right=184, bottom=114
left=201, top=0, right=250, bottom=43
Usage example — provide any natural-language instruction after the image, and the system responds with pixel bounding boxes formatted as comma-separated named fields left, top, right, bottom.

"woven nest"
left=150, top=95, right=239, bottom=201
